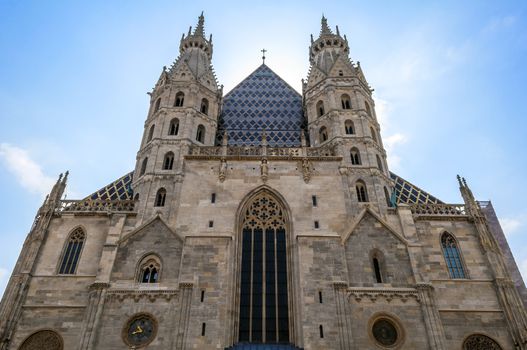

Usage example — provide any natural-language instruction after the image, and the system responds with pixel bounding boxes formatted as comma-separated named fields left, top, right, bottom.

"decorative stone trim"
left=348, top=287, right=420, bottom=303
left=107, top=289, right=179, bottom=302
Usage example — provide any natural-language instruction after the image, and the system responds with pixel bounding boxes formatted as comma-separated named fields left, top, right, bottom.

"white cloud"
left=0, top=143, right=56, bottom=197
left=500, top=213, right=527, bottom=237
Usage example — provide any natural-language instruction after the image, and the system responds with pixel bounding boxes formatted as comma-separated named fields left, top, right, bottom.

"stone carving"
left=410, top=203, right=466, bottom=216
left=243, top=193, right=285, bottom=230
left=19, top=330, right=62, bottom=350
left=301, top=158, right=312, bottom=183
left=58, top=199, right=135, bottom=213
left=219, top=158, right=227, bottom=182
left=348, top=287, right=420, bottom=303
left=372, top=319, right=398, bottom=346
left=108, top=289, right=178, bottom=303
left=463, top=334, right=502, bottom=350
left=260, top=159, right=268, bottom=183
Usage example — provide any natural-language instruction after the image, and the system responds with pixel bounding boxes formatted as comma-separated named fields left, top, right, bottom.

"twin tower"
left=133, top=13, right=393, bottom=221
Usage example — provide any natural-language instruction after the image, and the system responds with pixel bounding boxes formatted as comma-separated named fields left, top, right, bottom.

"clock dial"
left=124, top=314, right=157, bottom=347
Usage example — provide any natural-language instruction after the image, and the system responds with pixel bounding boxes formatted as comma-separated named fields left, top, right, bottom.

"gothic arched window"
left=341, top=94, right=352, bottom=109
left=200, top=98, right=209, bottom=115
left=376, top=154, right=384, bottom=171
left=365, top=101, right=372, bottom=116
left=140, top=157, right=148, bottom=176
left=147, top=124, right=155, bottom=142
left=345, top=120, right=354, bottom=135
left=316, top=100, right=325, bottom=117
left=138, top=255, right=161, bottom=283
left=153, top=97, right=161, bottom=113
left=169, top=118, right=179, bottom=136
left=441, top=232, right=467, bottom=279
left=463, top=334, right=502, bottom=350
left=58, top=228, right=85, bottom=275
left=356, top=180, right=368, bottom=202
left=19, top=330, right=63, bottom=350
left=163, top=152, right=174, bottom=170
left=371, top=250, right=385, bottom=283
left=239, top=192, right=290, bottom=343
left=155, top=188, right=166, bottom=207
left=384, top=187, right=393, bottom=208
left=174, top=91, right=185, bottom=107
left=196, top=124, right=205, bottom=143
left=319, top=126, right=328, bottom=143
left=350, top=147, right=361, bottom=165
left=370, top=126, right=378, bottom=143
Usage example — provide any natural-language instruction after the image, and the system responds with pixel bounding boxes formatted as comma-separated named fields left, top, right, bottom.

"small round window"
left=372, top=318, right=398, bottom=347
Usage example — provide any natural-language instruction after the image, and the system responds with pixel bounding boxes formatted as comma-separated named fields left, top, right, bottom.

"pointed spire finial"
left=193, top=11, right=205, bottom=38
left=261, top=48, right=267, bottom=64
left=320, top=15, right=333, bottom=35
left=457, top=174, right=463, bottom=187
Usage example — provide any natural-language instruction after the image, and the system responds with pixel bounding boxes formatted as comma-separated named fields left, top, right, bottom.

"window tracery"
left=463, top=334, right=502, bottom=350
left=239, top=192, right=289, bottom=343
left=19, top=330, right=63, bottom=350
left=356, top=181, right=368, bottom=202
left=138, top=255, right=161, bottom=283
left=174, top=92, right=185, bottom=107
left=58, top=228, right=85, bottom=275
left=319, top=126, right=328, bottom=143
left=163, top=152, right=174, bottom=170
left=350, top=147, right=361, bottom=165
left=441, top=232, right=467, bottom=278
left=155, top=188, right=166, bottom=207
left=169, top=118, right=179, bottom=135
left=345, top=120, right=354, bottom=134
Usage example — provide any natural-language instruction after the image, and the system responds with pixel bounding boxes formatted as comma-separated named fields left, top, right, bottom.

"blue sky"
left=1, top=1, right=527, bottom=296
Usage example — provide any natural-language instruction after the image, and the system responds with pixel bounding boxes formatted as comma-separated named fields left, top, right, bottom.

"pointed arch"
left=19, top=330, right=63, bottom=350
left=319, top=126, right=328, bottom=143
left=384, top=187, right=393, bottom=208
left=370, top=126, right=378, bottom=143
left=155, top=188, right=166, bottom=207
left=200, top=98, right=209, bottom=115
left=137, top=253, right=161, bottom=283
left=441, top=232, right=467, bottom=279
left=163, top=151, right=175, bottom=170
left=350, top=147, right=361, bottom=165
left=341, top=94, right=352, bottom=109
left=345, top=119, right=354, bottom=135
left=196, top=124, right=205, bottom=143
left=376, top=154, right=384, bottom=171
left=234, top=186, right=294, bottom=344
left=370, top=249, right=386, bottom=283
left=174, top=91, right=185, bottom=107
left=140, top=157, right=148, bottom=176
left=58, top=227, right=86, bottom=274
left=153, top=97, right=161, bottom=113
left=316, top=100, right=325, bottom=116
left=463, top=334, right=502, bottom=350
left=365, top=101, right=372, bottom=116
left=356, top=180, right=368, bottom=202
left=147, top=124, right=155, bottom=142
left=168, top=118, right=179, bottom=136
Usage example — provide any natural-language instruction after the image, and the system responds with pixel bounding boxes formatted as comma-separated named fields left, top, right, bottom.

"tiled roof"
left=216, top=64, right=305, bottom=147
left=82, top=172, right=134, bottom=201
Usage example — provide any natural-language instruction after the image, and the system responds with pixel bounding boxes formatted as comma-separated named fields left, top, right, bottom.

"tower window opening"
left=174, top=91, right=185, bottom=107
left=373, top=257, right=383, bottom=283
left=319, top=325, right=324, bottom=338
left=370, top=126, right=378, bottom=143
left=147, top=124, right=155, bottom=142
left=201, top=290, right=205, bottom=302
left=312, top=195, right=318, bottom=207
left=169, top=118, right=179, bottom=135
left=155, top=188, right=166, bottom=207
left=376, top=155, right=384, bottom=172
left=314, top=220, right=320, bottom=229
left=163, top=152, right=174, bottom=170
left=153, top=97, right=161, bottom=113
left=211, top=193, right=216, bottom=203
left=139, top=256, right=160, bottom=283
left=365, top=101, right=372, bottom=116
left=319, top=126, right=328, bottom=143
left=201, top=323, right=206, bottom=336
left=356, top=181, right=368, bottom=202
left=350, top=148, right=361, bottom=165
left=341, top=94, right=352, bottom=109
left=200, top=98, right=209, bottom=115
left=345, top=120, right=354, bottom=134
left=140, top=157, right=148, bottom=176
left=318, top=291, right=323, bottom=303
left=384, top=187, right=393, bottom=208
left=338, top=70, right=343, bottom=76
left=209, top=220, right=214, bottom=228
left=196, top=124, right=205, bottom=143
left=316, top=100, right=325, bottom=116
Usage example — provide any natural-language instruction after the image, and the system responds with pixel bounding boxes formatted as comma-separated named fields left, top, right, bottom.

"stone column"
left=416, top=283, right=446, bottom=350
left=333, top=282, right=352, bottom=350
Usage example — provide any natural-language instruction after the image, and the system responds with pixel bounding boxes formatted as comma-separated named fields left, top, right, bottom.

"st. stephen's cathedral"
left=1, top=13, right=527, bottom=350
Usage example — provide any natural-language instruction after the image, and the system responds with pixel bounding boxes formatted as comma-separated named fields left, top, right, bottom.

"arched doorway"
left=238, top=190, right=290, bottom=343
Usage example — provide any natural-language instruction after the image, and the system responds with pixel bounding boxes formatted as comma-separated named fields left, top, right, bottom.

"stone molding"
left=347, top=286, right=420, bottom=303
left=107, top=288, right=179, bottom=302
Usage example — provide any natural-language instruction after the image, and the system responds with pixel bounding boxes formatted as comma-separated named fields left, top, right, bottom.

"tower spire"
left=193, top=11, right=206, bottom=38
left=320, top=15, right=333, bottom=36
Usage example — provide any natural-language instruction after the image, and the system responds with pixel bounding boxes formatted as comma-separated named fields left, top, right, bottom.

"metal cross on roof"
left=261, top=48, right=267, bottom=64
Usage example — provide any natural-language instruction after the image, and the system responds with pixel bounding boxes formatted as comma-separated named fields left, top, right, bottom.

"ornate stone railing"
left=187, top=144, right=338, bottom=159
left=410, top=203, right=467, bottom=216
left=57, top=199, right=136, bottom=213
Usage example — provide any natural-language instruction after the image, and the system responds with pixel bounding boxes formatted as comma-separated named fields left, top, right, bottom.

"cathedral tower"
left=304, top=16, right=394, bottom=213
left=132, top=13, right=222, bottom=221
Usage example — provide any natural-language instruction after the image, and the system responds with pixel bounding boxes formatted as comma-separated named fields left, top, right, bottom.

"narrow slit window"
left=441, top=232, right=467, bottom=278
left=312, top=195, right=317, bottom=207
left=318, top=291, right=323, bottom=304
left=319, top=325, right=324, bottom=338
left=314, top=221, right=320, bottom=229
left=201, top=290, right=205, bottom=302
left=211, top=193, right=216, bottom=204
left=201, top=323, right=206, bottom=336
left=58, top=228, right=85, bottom=274
left=209, top=220, right=214, bottom=228
left=373, top=257, right=383, bottom=283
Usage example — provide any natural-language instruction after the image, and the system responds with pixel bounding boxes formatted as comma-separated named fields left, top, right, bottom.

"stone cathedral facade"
left=1, top=14, right=527, bottom=350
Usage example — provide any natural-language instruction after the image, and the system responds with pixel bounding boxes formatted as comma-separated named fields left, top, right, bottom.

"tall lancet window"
left=239, top=192, right=289, bottom=343
left=441, top=232, right=467, bottom=279
left=58, top=228, right=85, bottom=274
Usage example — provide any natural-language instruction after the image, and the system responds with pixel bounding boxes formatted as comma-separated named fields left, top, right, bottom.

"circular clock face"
left=123, top=313, right=157, bottom=347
